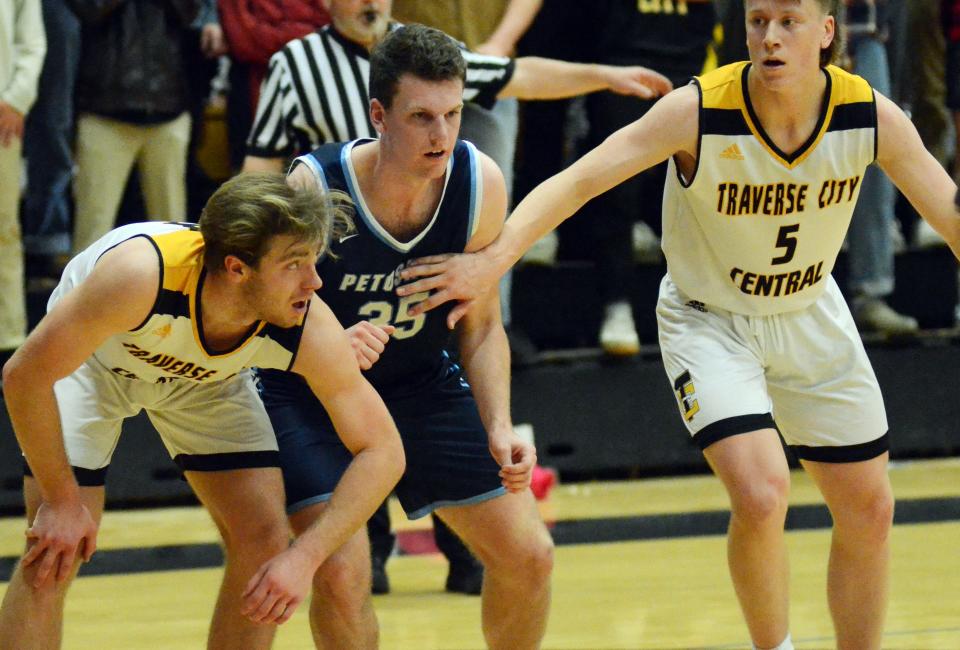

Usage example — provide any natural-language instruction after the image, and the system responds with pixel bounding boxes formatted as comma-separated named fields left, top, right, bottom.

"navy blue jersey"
left=295, top=138, right=482, bottom=397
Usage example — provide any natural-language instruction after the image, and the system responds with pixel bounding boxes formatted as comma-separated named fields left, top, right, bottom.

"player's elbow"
left=2, top=352, right=30, bottom=401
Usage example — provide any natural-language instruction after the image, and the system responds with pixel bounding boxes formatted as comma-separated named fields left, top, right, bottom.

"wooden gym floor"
left=1, top=457, right=958, bottom=649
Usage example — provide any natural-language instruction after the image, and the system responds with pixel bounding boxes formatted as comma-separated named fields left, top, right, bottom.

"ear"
left=370, top=98, right=387, bottom=135
left=222, top=254, right=249, bottom=283
left=821, top=14, right=835, bottom=50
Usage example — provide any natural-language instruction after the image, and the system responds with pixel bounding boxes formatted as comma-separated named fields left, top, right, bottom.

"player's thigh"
left=766, top=284, right=888, bottom=461
left=657, top=276, right=774, bottom=450
left=434, top=490, right=551, bottom=565
left=392, top=381, right=504, bottom=520
left=146, top=370, right=280, bottom=473
left=259, top=375, right=352, bottom=515
left=185, top=466, right=289, bottom=543
left=52, top=360, right=135, bottom=474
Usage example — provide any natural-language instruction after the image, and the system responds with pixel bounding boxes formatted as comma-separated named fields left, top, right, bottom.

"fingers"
left=499, top=445, right=537, bottom=492
left=447, top=301, right=472, bottom=330
left=396, top=275, right=444, bottom=297
left=404, top=254, right=454, bottom=270
left=241, top=571, right=301, bottom=625
left=406, top=289, right=455, bottom=316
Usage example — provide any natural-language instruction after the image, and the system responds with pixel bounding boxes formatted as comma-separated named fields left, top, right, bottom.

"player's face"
left=324, top=0, right=392, bottom=48
left=745, top=0, right=834, bottom=87
left=376, top=74, right=464, bottom=179
left=243, top=235, right=323, bottom=327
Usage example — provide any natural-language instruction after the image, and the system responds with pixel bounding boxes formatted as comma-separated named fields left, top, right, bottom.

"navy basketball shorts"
left=260, top=369, right=507, bottom=518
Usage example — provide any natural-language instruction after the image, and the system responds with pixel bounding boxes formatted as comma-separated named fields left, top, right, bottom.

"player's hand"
left=602, top=65, right=673, bottom=100
left=23, top=500, right=98, bottom=587
left=345, top=321, right=395, bottom=370
left=397, top=251, right=500, bottom=329
left=240, top=546, right=315, bottom=625
left=0, top=101, right=24, bottom=147
left=489, top=430, right=537, bottom=493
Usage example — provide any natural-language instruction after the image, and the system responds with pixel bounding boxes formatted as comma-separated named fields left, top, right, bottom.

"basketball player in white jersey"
left=395, top=1, right=960, bottom=649
left=0, top=173, right=405, bottom=649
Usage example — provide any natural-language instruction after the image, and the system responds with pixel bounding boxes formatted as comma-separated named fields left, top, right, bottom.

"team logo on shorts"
left=673, top=370, right=700, bottom=421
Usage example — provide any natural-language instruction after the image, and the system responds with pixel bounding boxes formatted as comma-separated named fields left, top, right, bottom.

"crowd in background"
left=3, top=0, right=959, bottom=370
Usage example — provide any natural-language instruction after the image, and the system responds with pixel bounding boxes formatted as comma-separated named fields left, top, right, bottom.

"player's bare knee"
left=312, top=552, right=368, bottom=615
left=730, top=475, right=790, bottom=525
left=836, top=488, right=894, bottom=541
left=489, top=528, right=554, bottom=584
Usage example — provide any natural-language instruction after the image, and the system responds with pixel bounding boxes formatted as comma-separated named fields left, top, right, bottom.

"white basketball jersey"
left=662, top=61, right=876, bottom=315
left=50, top=222, right=307, bottom=384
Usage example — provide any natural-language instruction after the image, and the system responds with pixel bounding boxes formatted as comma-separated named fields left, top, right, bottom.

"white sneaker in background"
left=521, top=230, right=558, bottom=266
left=914, top=219, right=946, bottom=249
left=599, top=300, right=640, bottom=355
left=853, top=297, right=919, bottom=335
left=632, top=221, right=663, bottom=264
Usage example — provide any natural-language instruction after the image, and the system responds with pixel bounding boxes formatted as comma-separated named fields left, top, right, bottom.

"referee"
left=242, top=0, right=673, bottom=173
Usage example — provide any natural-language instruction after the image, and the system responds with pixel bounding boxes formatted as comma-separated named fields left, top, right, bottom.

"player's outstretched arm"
left=876, top=91, right=960, bottom=261
left=241, top=300, right=404, bottom=623
left=397, top=84, right=700, bottom=327
left=502, top=56, right=673, bottom=101
left=2, top=238, right=159, bottom=587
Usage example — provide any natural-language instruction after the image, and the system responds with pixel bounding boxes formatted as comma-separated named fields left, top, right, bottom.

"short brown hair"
left=813, top=0, right=844, bottom=67
left=199, top=172, right=354, bottom=272
left=369, top=24, right=466, bottom=108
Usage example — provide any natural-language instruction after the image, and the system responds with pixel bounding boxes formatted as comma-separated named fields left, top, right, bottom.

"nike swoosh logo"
left=339, top=233, right=359, bottom=243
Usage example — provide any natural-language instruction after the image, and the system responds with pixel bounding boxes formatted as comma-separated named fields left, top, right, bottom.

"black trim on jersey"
left=791, top=432, right=889, bottom=463
left=174, top=451, right=281, bottom=472
left=871, top=89, right=879, bottom=163
left=677, top=78, right=704, bottom=188
left=138, top=235, right=164, bottom=331
left=741, top=63, right=832, bottom=164
left=826, top=101, right=875, bottom=133
left=24, top=461, right=109, bottom=487
left=701, top=108, right=752, bottom=136
left=193, top=268, right=263, bottom=357
left=154, top=288, right=191, bottom=320
left=693, top=413, right=777, bottom=450
left=260, top=300, right=311, bottom=372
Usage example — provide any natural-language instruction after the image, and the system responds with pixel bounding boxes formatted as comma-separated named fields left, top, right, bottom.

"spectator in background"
left=906, top=0, right=952, bottom=248
left=21, top=0, right=76, bottom=270
left=217, top=0, right=329, bottom=168
left=843, top=0, right=919, bottom=334
left=0, top=0, right=46, bottom=371
left=68, top=0, right=199, bottom=253
left=580, top=0, right=715, bottom=356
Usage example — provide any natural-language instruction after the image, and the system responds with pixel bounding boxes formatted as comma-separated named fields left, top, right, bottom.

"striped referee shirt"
left=247, top=23, right=516, bottom=159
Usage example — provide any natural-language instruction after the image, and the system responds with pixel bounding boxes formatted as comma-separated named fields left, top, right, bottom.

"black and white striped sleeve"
left=246, top=52, right=298, bottom=159
left=461, top=50, right=515, bottom=110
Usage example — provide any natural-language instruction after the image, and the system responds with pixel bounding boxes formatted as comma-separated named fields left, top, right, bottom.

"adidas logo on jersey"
left=720, top=144, right=745, bottom=160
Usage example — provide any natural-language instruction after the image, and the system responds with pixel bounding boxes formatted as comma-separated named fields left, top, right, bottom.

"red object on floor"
left=530, top=465, right=557, bottom=501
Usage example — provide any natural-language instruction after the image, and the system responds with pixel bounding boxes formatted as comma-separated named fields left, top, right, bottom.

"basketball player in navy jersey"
left=258, top=25, right=553, bottom=650
left=0, top=174, right=404, bottom=649
left=397, top=2, right=960, bottom=649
